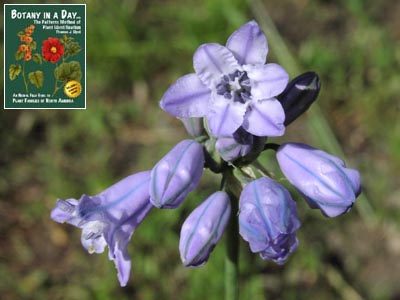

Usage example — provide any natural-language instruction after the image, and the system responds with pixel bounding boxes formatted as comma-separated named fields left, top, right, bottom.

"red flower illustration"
left=42, top=37, right=64, bottom=63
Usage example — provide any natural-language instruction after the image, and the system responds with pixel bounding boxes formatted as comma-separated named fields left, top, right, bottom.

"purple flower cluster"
left=51, top=20, right=361, bottom=287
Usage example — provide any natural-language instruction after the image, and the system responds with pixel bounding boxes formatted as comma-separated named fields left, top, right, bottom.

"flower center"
left=216, top=70, right=251, bottom=104
left=50, top=46, right=57, bottom=54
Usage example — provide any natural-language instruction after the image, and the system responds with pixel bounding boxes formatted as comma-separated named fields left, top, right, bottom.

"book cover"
left=3, top=4, right=86, bottom=109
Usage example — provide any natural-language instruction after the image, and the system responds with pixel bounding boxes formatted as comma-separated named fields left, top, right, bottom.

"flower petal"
left=113, top=243, right=131, bottom=287
left=193, top=43, right=240, bottom=88
left=160, top=73, right=211, bottom=118
left=207, top=96, right=246, bottom=136
left=50, top=198, right=80, bottom=225
left=246, top=63, right=289, bottom=99
left=343, top=168, right=362, bottom=196
left=226, top=20, right=268, bottom=66
left=243, top=98, right=285, bottom=136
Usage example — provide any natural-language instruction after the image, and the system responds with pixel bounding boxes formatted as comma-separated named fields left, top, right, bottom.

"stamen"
left=216, top=83, right=227, bottom=94
left=224, top=92, right=232, bottom=99
left=241, top=91, right=251, bottom=102
left=84, top=231, right=98, bottom=240
left=216, top=70, right=252, bottom=103
left=82, top=221, right=106, bottom=240
left=88, top=244, right=96, bottom=254
left=57, top=199, right=76, bottom=213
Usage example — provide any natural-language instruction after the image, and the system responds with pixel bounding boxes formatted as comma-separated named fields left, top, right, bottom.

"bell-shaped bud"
left=51, top=171, right=153, bottom=287
left=150, top=139, right=204, bottom=208
left=215, top=127, right=267, bottom=163
left=277, top=72, right=320, bottom=125
left=179, top=191, right=231, bottom=267
left=180, top=117, right=205, bottom=137
left=239, top=177, right=301, bottom=264
left=216, top=127, right=254, bottom=162
left=276, top=143, right=361, bottom=217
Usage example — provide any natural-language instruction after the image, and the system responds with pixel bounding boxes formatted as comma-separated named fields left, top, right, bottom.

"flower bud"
left=215, top=127, right=254, bottom=162
left=215, top=127, right=267, bottom=163
left=239, top=177, right=300, bottom=264
left=276, top=143, right=361, bottom=217
left=150, top=139, right=204, bottom=208
left=179, top=191, right=231, bottom=267
left=277, top=72, right=320, bottom=125
left=180, top=117, right=205, bottom=137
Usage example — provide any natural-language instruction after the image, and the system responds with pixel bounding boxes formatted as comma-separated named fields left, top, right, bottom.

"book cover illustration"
left=4, top=4, right=86, bottom=109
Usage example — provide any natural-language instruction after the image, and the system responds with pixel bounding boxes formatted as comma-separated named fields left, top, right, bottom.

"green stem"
left=225, top=197, right=239, bottom=300
left=223, top=170, right=241, bottom=300
left=252, top=159, right=275, bottom=178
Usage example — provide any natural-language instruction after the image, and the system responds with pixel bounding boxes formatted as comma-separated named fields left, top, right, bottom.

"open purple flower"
left=276, top=143, right=361, bottom=217
left=239, top=177, right=301, bottom=264
left=160, top=20, right=288, bottom=137
left=50, top=171, right=153, bottom=287
left=179, top=191, right=231, bottom=267
left=150, top=139, right=204, bottom=208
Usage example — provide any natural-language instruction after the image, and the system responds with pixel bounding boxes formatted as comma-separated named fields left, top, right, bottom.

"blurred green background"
left=1, top=0, right=400, bottom=299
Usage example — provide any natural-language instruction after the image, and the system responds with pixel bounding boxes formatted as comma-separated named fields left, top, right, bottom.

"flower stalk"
left=223, top=170, right=241, bottom=300
left=224, top=192, right=239, bottom=300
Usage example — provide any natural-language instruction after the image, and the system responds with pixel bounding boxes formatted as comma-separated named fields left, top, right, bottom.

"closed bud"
left=277, top=143, right=361, bottom=217
left=179, top=191, right=231, bottom=267
left=180, top=117, right=205, bottom=137
left=216, top=127, right=254, bottom=162
left=215, top=127, right=267, bottom=163
left=150, top=139, right=204, bottom=208
left=239, top=177, right=301, bottom=264
left=277, top=72, right=320, bottom=125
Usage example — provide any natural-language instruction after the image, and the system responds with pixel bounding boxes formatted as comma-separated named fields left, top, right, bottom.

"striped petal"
left=226, top=20, right=268, bottom=66
left=246, top=63, right=289, bottom=99
left=207, top=95, right=246, bottom=136
left=242, top=98, right=285, bottom=137
left=193, top=43, right=240, bottom=88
